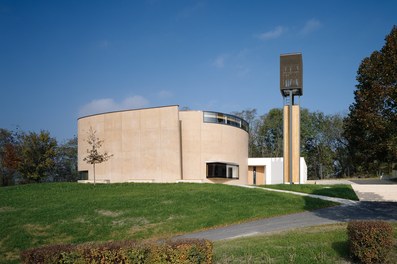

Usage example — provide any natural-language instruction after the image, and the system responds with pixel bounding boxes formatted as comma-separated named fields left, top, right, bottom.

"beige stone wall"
left=283, top=105, right=300, bottom=184
left=78, top=106, right=182, bottom=183
left=179, top=111, right=248, bottom=185
left=78, top=106, right=248, bottom=184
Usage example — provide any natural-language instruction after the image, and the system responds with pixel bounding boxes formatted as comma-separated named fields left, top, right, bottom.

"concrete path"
left=307, top=178, right=397, bottom=202
left=177, top=202, right=397, bottom=241
left=238, top=184, right=358, bottom=205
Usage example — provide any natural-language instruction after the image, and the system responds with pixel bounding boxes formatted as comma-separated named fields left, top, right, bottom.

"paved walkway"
left=176, top=181, right=397, bottom=241
left=308, top=178, right=397, bottom=202
left=238, top=185, right=358, bottom=205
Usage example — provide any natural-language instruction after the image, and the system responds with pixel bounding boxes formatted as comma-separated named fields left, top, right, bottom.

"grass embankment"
left=0, top=182, right=336, bottom=263
left=214, top=223, right=397, bottom=264
left=263, top=184, right=359, bottom=201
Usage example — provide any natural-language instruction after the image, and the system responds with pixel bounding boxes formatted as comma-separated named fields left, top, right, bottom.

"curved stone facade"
left=78, top=105, right=249, bottom=184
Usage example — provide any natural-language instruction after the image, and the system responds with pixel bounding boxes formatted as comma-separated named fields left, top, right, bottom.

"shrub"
left=347, top=220, right=394, bottom=264
left=21, top=239, right=213, bottom=264
left=20, top=244, right=74, bottom=264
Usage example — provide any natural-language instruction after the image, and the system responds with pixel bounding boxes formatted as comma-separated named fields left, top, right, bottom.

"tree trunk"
left=93, top=163, right=96, bottom=185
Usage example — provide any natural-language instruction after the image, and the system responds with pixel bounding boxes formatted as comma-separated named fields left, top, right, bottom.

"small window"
left=207, top=163, right=226, bottom=178
left=203, top=112, right=217, bottom=123
left=206, top=162, right=239, bottom=179
left=79, top=171, right=88, bottom=180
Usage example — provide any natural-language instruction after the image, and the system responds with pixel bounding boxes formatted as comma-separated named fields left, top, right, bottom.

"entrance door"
left=248, top=166, right=265, bottom=185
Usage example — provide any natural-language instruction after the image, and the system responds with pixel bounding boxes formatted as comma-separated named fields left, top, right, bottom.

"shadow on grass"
left=332, top=241, right=351, bottom=263
left=350, top=179, right=397, bottom=185
left=310, top=186, right=359, bottom=201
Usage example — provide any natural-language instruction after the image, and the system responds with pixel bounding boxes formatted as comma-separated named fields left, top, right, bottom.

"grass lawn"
left=0, top=182, right=337, bottom=263
left=262, top=184, right=359, bottom=201
left=214, top=223, right=397, bottom=264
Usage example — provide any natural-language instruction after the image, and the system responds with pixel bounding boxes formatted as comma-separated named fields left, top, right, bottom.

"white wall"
left=270, top=158, right=284, bottom=184
left=299, top=157, right=307, bottom=184
left=248, top=157, right=307, bottom=184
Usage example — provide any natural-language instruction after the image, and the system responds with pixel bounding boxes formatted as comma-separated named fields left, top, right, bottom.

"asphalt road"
left=176, top=202, right=397, bottom=241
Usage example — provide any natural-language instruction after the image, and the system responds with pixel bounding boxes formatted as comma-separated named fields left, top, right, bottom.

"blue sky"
left=0, top=0, right=396, bottom=141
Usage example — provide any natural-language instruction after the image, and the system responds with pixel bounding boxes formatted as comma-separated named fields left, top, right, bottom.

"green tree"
left=232, top=108, right=261, bottom=157
left=326, top=114, right=352, bottom=177
left=18, top=131, right=57, bottom=183
left=253, top=108, right=348, bottom=179
left=257, top=108, right=284, bottom=157
left=302, top=111, right=339, bottom=179
left=83, top=127, right=113, bottom=185
left=54, top=136, right=78, bottom=182
left=344, top=26, right=397, bottom=175
left=0, top=128, right=19, bottom=186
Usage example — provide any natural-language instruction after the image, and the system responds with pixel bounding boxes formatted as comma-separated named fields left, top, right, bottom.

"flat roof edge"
left=77, top=105, right=180, bottom=120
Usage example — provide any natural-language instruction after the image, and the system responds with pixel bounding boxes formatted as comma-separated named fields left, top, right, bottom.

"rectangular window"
left=79, top=170, right=88, bottom=180
left=207, top=163, right=226, bottom=178
left=203, top=112, right=218, bottom=123
left=227, top=164, right=239, bottom=179
left=217, top=113, right=226, bottom=124
left=203, top=111, right=249, bottom=133
left=206, top=162, right=239, bottom=179
left=226, top=115, right=241, bottom=128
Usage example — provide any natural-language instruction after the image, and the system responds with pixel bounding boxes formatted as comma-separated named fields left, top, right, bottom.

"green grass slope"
left=0, top=182, right=336, bottom=263
left=214, top=223, right=397, bottom=263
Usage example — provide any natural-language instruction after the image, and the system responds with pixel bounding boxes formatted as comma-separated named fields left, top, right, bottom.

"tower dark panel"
left=280, top=53, right=303, bottom=97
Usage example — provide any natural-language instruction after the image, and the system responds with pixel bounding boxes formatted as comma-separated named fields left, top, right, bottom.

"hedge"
left=21, top=239, right=213, bottom=264
left=347, top=220, right=394, bottom=264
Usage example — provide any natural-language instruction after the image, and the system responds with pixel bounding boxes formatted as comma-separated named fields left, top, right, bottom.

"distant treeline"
left=234, top=108, right=356, bottom=179
left=0, top=128, right=78, bottom=186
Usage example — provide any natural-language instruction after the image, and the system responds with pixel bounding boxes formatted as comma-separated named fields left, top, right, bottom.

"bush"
left=347, top=220, right=394, bottom=264
left=21, top=239, right=212, bottom=264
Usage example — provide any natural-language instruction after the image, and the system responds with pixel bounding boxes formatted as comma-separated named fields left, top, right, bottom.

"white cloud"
left=256, top=20, right=321, bottom=41
left=257, top=26, right=287, bottom=40
left=211, top=50, right=250, bottom=77
left=79, top=96, right=149, bottom=116
left=300, top=18, right=322, bottom=35
left=156, top=90, right=173, bottom=99
left=212, top=54, right=228, bottom=68
left=121, top=96, right=149, bottom=108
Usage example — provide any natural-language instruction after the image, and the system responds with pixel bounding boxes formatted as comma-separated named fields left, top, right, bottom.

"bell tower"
left=280, top=53, right=303, bottom=184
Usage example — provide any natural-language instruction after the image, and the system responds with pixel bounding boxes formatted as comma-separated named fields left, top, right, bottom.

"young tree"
left=344, top=26, right=397, bottom=175
left=83, top=127, right=113, bottom=185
